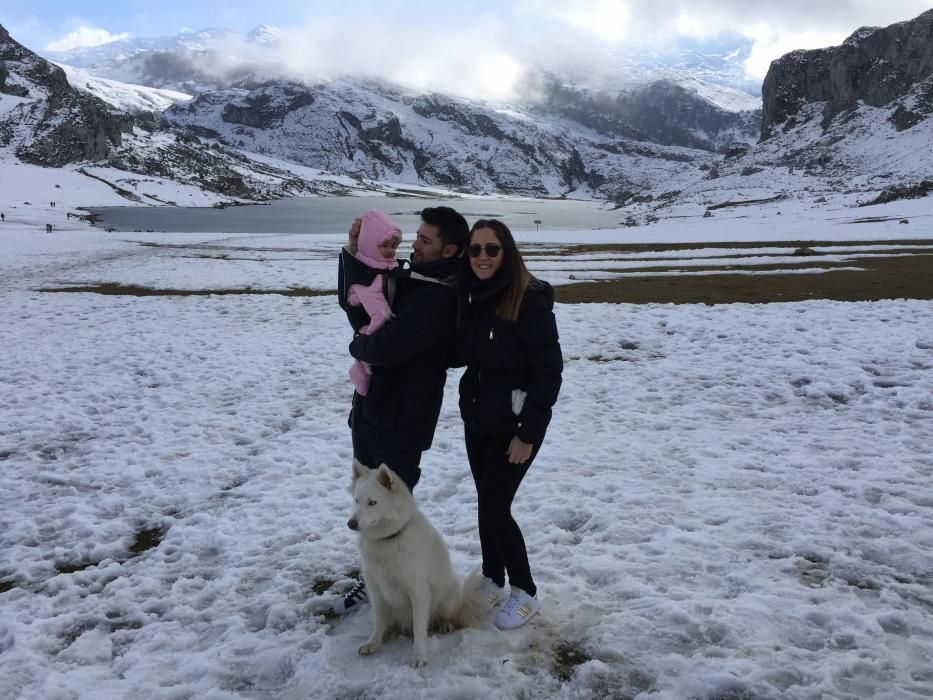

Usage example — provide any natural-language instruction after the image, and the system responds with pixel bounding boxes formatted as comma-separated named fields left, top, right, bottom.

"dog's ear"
left=352, top=459, right=370, bottom=482
left=376, top=464, right=396, bottom=491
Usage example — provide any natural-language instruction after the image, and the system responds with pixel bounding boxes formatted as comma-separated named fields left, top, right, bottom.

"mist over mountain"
left=44, top=27, right=288, bottom=93
left=5, top=10, right=932, bottom=207
left=44, top=25, right=761, bottom=108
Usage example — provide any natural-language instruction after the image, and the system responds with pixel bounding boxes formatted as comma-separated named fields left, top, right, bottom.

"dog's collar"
left=380, top=523, right=407, bottom=541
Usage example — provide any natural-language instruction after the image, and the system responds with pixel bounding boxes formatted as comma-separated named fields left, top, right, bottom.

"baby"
left=346, top=209, right=402, bottom=395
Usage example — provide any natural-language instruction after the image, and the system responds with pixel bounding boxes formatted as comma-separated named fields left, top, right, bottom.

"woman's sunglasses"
left=467, top=243, right=503, bottom=258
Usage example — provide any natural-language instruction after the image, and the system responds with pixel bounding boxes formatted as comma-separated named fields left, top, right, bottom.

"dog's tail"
left=455, top=569, right=490, bottom=629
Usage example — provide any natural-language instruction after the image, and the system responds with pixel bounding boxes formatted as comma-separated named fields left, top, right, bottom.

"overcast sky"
left=3, top=1, right=931, bottom=97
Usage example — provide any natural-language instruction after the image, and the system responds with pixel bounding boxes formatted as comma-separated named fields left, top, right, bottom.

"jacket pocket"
left=476, top=384, right=517, bottom=435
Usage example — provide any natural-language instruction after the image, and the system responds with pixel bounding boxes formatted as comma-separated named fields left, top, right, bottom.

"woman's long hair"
left=457, top=219, right=531, bottom=322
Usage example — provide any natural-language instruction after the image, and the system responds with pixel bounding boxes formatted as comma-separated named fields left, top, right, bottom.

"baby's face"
left=378, top=237, right=400, bottom=259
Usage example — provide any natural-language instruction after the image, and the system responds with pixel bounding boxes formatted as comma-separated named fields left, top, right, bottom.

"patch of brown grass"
left=527, top=238, right=933, bottom=256
left=37, top=284, right=334, bottom=297
left=555, top=253, right=933, bottom=304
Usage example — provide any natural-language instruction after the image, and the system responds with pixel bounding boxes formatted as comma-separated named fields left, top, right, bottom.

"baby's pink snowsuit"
left=347, top=210, right=402, bottom=395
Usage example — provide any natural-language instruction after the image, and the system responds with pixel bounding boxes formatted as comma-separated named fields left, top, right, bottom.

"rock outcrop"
left=221, top=83, right=314, bottom=129
left=536, top=78, right=760, bottom=153
left=761, top=9, right=933, bottom=139
left=0, top=23, right=133, bottom=165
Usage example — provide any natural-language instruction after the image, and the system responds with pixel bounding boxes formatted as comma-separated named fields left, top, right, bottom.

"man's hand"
left=506, top=436, right=533, bottom=464
left=348, top=217, right=362, bottom=253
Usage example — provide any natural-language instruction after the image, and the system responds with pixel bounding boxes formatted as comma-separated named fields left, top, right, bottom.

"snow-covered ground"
left=2, top=170, right=933, bottom=699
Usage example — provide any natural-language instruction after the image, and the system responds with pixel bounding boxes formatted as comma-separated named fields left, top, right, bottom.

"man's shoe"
left=332, top=578, right=368, bottom=614
left=478, top=577, right=508, bottom=610
left=495, top=589, right=540, bottom=630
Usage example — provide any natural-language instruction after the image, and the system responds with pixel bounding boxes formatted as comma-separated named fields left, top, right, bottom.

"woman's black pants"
left=465, top=430, right=539, bottom=597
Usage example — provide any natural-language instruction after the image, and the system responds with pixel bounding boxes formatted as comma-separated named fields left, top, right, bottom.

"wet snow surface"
left=2, top=226, right=933, bottom=699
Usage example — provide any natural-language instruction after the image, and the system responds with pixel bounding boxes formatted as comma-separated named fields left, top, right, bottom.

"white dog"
left=348, top=460, right=485, bottom=667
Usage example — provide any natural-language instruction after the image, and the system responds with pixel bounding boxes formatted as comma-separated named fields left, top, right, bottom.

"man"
left=333, top=206, right=469, bottom=614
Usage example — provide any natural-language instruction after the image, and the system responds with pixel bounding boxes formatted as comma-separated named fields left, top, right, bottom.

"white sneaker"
left=495, top=589, right=540, bottom=630
left=478, top=577, right=507, bottom=610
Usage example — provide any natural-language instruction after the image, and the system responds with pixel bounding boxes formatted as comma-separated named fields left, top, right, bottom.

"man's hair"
left=420, top=206, right=469, bottom=256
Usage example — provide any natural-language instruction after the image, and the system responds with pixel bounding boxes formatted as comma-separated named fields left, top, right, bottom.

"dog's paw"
left=358, top=642, right=381, bottom=656
left=435, top=620, right=455, bottom=634
left=411, top=654, right=428, bottom=668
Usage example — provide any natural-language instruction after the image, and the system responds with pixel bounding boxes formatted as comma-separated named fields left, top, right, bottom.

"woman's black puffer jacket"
left=456, top=276, right=563, bottom=447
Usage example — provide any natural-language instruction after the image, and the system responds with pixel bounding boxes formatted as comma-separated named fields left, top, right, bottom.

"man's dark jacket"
left=341, top=249, right=458, bottom=452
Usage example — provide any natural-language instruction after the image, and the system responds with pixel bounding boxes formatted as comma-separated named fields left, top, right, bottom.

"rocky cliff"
left=1, top=23, right=134, bottom=165
left=761, top=9, right=933, bottom=139
left=536, top=78, right=760, bottom=153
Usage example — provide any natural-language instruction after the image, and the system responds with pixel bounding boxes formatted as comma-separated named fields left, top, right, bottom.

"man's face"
left=411, top=222, right=455, bottom=266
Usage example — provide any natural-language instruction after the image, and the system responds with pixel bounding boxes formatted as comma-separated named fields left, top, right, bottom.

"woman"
left=455, top=219, right=563, bottom=630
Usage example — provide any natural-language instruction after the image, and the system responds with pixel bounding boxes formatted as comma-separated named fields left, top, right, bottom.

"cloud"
left=551, top=0, right=632, bottom=42
left=531, top=0, right=933, bottom=78
left=46, top=26, right=130, bottom=52
left=275, top=12, right=527, bottom=100
left=194, top=0, right=928, bottom=98
left=741, top=27, right=849, bottom=79
left=27, top=0, right=932, bottom=99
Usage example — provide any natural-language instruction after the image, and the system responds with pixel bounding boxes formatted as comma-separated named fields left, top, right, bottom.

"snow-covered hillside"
left=57, top=63, right=192, bottom=114
left=164, top=79, right=719, bottom=199
left=0, top=24, right=382, bottom=202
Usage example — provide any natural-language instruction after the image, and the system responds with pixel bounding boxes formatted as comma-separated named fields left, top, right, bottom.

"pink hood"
left=356, top=210, right=402, bottom=270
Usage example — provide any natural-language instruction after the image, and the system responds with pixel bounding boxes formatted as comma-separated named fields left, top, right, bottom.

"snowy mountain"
left=613, top=11, right=933, bottom=224
left=736, top=10, right=933, bottom=195
left=43, top=24, right=763, bottom=151
left=40, top=23, right=763, bottom=199
left=0, top=23, right=357, bottom=200
left=530, top=36, right=762, bottom=109
left=164, top=78, right=719, bottom=199
left=761, top=9, right=933, bottom=139
left=244, top=24, right=286, bottom=46
left=526, top=75, right=760, bottom=152
left=43, top=27, right=287, bottom=94
left=0, top=24, right=133, bottom=167
left=6, top=11, right=933, bottom=207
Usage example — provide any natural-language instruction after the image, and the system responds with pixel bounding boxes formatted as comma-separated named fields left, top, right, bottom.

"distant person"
left=1, top=212, right=5, bottom=222
left=45, top=223, right=53, bottom=234
left=333, top=206, right=469, bottom=614
left=454, top=218, right=563, bottom=630
left=343, top=210, right=403, bottom=396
